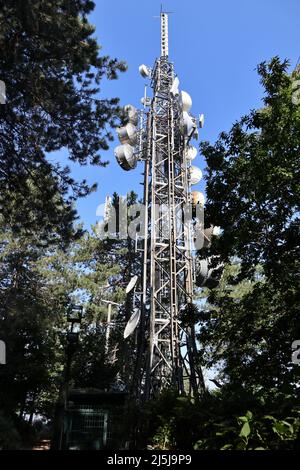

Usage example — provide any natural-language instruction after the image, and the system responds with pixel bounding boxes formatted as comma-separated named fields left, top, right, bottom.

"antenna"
left=154, top=6, right=172, bottom=57
left=160, top=11, right=169, bottom=57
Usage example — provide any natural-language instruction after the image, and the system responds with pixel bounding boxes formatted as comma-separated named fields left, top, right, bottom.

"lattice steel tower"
left=114, top=12, right=206, bottom=400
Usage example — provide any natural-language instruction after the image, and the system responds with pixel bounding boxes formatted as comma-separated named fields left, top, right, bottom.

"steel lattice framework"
left=131, top=13, right=205, bottom=400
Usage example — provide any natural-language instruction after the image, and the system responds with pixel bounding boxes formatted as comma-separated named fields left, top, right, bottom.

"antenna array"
left=113, top=12, right=222, bottom=400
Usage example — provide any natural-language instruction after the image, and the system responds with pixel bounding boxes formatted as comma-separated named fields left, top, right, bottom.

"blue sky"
left=61, top=0, right=300, bottom=228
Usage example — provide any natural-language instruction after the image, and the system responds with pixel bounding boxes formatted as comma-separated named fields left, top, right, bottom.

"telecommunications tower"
left=113, top=12, right=220, bottom=400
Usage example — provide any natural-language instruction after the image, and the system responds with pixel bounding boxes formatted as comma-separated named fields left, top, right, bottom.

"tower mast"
left=142, top=12, right=204, bottom=398
left=114, top=11, right=206, bottom=400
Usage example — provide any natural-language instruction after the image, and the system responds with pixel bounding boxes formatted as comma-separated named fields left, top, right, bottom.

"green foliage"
left=133, top=390, right=203, bottom=450
left=0, top=1, right=129, bottom=442
left=202, top=57, right=300, bottom=285
left=194, top=406, right=300, bottom=450
left=135, top=390, right=300, bottom=451
left=0, top=228, right=67, bottom=418
left=198, top=57, right=300, bottom=400
left=152, top=423, right=174, bottom=450
left=0, top=0, right=126, bottom=244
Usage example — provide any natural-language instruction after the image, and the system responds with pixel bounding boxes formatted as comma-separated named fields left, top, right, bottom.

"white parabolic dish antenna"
left=195, top=258, right=209, bottom=286
left=190, top=166, right=203, bottom=185
left=117, top=123, right=138, bottom=146
left=126, top=275, right=138, bottom=294
left=181, top=91, right=192, bottom=112
left=191, top=190, right=205, bottom=206
left=124, top=104, right=138, bottom=126
left=202, top=226, right=222, bottom=247
left=114, top=144, right=137, bottom=171
left=185, top=146, right=197, bottom=161
left=139, top=64, right=150, bottom=78
left=124, top=308, right=141, bottom=339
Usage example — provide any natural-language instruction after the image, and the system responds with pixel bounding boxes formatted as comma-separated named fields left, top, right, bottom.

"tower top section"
left=160, top=12, right=169, bottom=57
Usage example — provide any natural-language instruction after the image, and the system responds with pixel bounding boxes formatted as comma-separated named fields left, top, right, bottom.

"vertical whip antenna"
left=160, top=12, right=169, bottom=57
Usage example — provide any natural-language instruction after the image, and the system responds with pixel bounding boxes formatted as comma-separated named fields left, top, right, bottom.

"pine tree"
left=0, top=0, right=126, bottom=243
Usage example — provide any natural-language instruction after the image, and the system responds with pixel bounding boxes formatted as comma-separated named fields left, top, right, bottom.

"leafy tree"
left=195, top=58, right=300, bottom=444
left=202, top=58, right=300, bottom=286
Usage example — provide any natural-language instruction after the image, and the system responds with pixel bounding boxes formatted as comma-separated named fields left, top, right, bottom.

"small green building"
left=63, top=389, right=128, bottom=450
